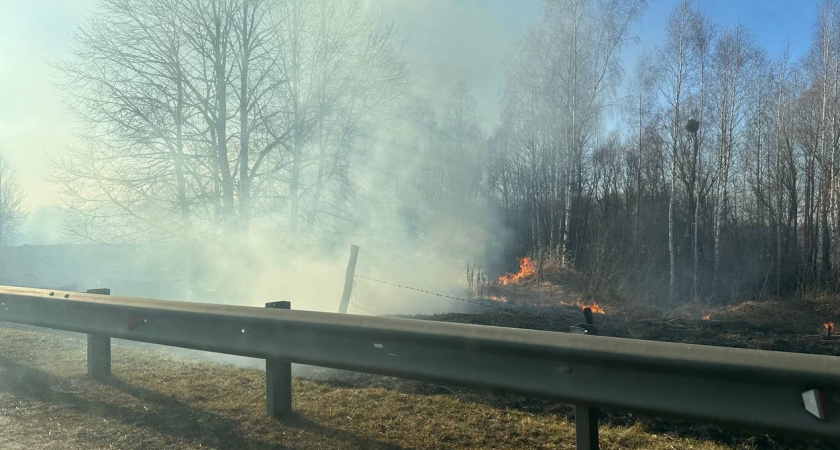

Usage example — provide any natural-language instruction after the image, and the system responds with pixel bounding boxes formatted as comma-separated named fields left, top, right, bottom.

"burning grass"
left=560, top=300, right=605, bottom=314
left=0, top=324, right=755, bottom=450
left=497, top=256, right=536, bottom=285
left=410, top=264, right=840, bottom=449
left=485, top=256, right=608, bottom=315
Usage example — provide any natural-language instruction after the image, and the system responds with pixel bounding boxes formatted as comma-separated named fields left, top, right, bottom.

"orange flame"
left=489, top=295, right=508, bottom=303
left=498, top=257, right=536, bottom=285
left=702, top=314, right=711, bottom=321
left=558, top=300, right=605, bottom=314
left=586, top=302, right=606, bottom=314
left=825, top=322, right=835, bottom=332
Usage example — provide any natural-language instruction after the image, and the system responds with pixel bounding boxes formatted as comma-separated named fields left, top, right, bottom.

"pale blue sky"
left=0, top=0, right=822, bottom=212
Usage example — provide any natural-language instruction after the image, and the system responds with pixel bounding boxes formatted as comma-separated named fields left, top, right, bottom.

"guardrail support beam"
left=85, top=288, right=111, bottom=380
left=265, top=301, right=292, bottom=418
left=575, top=405, right=599, bottom=450
left=87, top=334, right=111, bottom=380
left=573, top=307, right=599, bottom=450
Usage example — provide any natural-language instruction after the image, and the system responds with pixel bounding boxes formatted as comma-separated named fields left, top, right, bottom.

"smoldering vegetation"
left=3, top=2, right=840, bottom=447
left=0, top=0, right=641, bottom=313
left=5, top=0, right=840, bottom=314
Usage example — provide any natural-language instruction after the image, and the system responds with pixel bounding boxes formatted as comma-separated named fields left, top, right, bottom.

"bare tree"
left=799, top=0, right=840, bottom=287
left=0, top=154, right=25, bottom=247
left=267, top=0, right=407, bottom=233
left=495, top=0, right=644, bottom=265
left=430, top=82, right=485, bottom=203
left=54, top=0, right=406, bottom=243
left=54, top=0, right=222, bottom=242
left=649, top=0, right=708, bottom=302
left=709, top=25, right=760, bottom=297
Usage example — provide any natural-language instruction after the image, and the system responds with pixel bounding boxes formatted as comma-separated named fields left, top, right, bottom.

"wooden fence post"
left=265, top=300, right=292, bottom=418
left=337, top=245, right=359, bottom=314
left=85, top=288, right=111, bottom=381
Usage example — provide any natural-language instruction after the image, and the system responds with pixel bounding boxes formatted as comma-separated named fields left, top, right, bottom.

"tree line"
left=482, top=0, right=840, bottom=303
left=58, top=0, right=840, bottom=304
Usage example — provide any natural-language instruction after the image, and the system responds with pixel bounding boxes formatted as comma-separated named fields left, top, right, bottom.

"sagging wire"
left=354, top=274, right=517, bottom=313
left=349, top=279, right=380, bottom=316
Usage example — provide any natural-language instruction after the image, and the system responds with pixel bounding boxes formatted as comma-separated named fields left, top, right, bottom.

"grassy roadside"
left=0, top=324, right=737, bottom=450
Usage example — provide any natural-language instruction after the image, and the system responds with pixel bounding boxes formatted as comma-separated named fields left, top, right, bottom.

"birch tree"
left=709, top=25, right=759, bottom=296
left=496, top=0, right=644, bottom=265
left=650, top=0, right=708, bottom=301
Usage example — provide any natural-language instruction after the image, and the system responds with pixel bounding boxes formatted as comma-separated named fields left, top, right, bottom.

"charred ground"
left=387, top=265, right=840, bottom=449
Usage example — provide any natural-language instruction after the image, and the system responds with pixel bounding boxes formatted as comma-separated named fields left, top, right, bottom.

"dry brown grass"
left=0, top=323, right=741, bottom=449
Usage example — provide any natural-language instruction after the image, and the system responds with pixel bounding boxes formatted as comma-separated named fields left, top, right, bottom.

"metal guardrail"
left=0, top=285, right=838, bottom=447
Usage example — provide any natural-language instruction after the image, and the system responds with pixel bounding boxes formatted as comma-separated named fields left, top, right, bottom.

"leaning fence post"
left=265, top=300, right=292, bottom=418
left=337, top=244, right=359, bottom=314
left=85, top=288, right=111, bottom=381
left=571, top=307, right=599, bottom=450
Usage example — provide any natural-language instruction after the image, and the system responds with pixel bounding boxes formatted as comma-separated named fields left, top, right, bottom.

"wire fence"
left=349, top=280, right=380, bottom=316
left=354, top=274, right=517, bottom=313
left=349, top=301, right=380, bottom=315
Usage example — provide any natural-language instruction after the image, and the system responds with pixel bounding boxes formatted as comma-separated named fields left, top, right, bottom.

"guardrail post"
left=575, top=405, right=599, bottom=450
left=265, top=300, right=292, bottom=418
left=572, top=307, right=599, bottom=450
left=85, top=288, right=111, bottom=381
